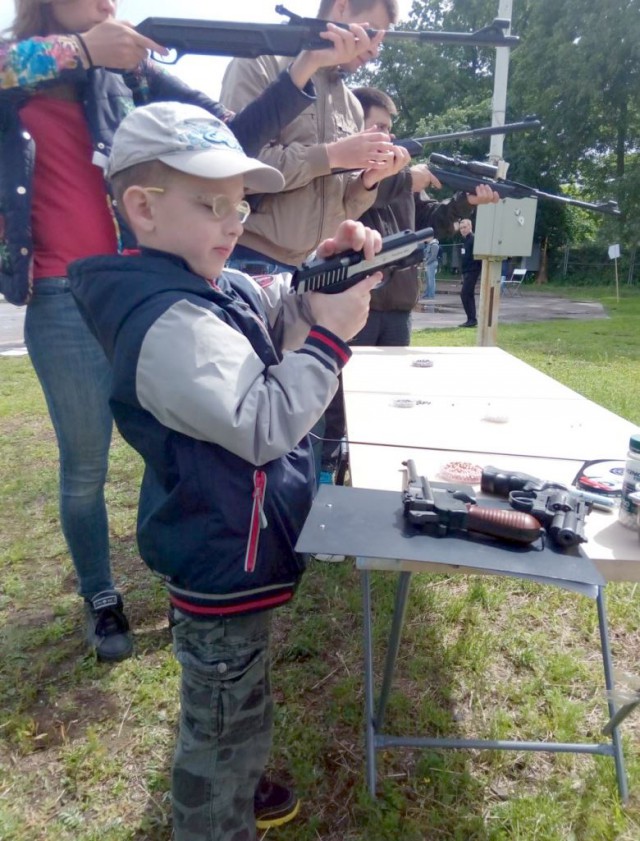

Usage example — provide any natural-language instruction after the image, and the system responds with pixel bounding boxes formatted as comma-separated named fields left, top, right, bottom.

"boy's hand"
left=81, top=19, right=168, bottom=70
left=361, top=143, right=411, bottom=189
left=327, top=128, right=394, bottom=171
left=316, top=219, right=382, bottom=262
left=308, top=221, right=382, bottom=341
left=307, top=274, right=381, bottom=341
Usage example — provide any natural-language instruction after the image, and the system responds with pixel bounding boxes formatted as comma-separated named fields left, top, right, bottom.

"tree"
left=358, top=0, right=639, bottom=265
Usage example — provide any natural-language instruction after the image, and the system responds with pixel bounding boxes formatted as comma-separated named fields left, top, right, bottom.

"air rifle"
left=427, top=153, right=621, bottom=217
left=290, top=227, right=434, bottom=295
left=137, top=5, right=519, bottom=63
left=395, top=117, right=541, bottom=157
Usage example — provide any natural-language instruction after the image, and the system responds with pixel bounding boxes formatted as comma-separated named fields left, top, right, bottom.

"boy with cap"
left=68, top=101, right=381, bottom=841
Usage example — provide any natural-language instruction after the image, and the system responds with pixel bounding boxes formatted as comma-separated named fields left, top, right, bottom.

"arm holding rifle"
left=74, top=17, right=364, bottom=160
left=222, top=55, right=396, bottom=194
left=415, top=184, right=499, bottom=239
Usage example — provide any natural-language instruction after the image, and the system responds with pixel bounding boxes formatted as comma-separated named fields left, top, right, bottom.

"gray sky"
left=1, top=1, right=415, bottom=99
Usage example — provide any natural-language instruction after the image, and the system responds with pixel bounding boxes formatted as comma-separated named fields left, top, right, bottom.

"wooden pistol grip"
left=466, top=506, right=543, bottom=545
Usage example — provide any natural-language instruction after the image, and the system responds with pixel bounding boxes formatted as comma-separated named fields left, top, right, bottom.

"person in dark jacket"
left=458, top=217, right=483, bottom=327
left=69, top=101, right=381, bottom=841
left=349, top=87, right=500, bottom=345
left=317, top=87, right=499, bottom=489
left=0, top=0, right=367, bottom=662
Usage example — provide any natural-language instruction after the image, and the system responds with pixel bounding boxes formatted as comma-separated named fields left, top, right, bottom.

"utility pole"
left=477, top=0, right=513, bottom=347
left=488, top=0, right=513, bottom=166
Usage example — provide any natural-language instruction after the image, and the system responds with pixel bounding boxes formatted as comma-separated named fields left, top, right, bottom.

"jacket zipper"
left=245, top=469, right=268, bottom=573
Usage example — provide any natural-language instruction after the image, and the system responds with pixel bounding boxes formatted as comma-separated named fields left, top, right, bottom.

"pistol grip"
left=466, top=506, right=543, bottom=545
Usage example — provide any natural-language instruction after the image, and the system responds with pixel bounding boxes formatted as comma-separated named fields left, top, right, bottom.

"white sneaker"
left=312, top=553, right=346, bottom=563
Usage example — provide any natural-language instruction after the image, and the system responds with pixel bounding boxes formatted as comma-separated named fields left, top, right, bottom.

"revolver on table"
left=402, top=460, right=543, bottom=546
left=480, top=465, right=591, bottom=548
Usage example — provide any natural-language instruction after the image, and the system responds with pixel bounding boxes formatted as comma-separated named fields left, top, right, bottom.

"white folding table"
left=297, top=346, right=640, bottom=800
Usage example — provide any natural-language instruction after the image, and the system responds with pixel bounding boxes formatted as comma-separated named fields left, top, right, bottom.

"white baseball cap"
left=106, top=102, right=284, bottom=193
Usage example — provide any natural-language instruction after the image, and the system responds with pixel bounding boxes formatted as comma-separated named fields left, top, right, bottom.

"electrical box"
left=474, top=197, right=537, bottom=258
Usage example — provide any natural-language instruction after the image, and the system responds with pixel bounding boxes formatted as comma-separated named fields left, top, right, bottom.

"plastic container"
left=618, top=434, right=640, bottom=529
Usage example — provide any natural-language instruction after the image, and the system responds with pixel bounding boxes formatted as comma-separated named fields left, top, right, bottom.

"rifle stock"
left=136, top=5, right=519, bottom=63
left=290, top=228, right=434, bottom=295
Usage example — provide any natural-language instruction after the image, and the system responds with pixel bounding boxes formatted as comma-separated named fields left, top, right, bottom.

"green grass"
left=1, top=287, right=640, bottom=840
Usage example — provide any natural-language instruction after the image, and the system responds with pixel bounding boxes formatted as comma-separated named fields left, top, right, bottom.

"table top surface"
left=340, top=346, right=640, bottom=582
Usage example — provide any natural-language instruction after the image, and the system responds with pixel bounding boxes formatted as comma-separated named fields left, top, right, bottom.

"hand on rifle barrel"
left=466, top=183, right=501, bottom=205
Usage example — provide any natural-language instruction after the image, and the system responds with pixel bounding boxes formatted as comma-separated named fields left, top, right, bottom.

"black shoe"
left=458, top=320, right=477, bottom=328
left=85, top=590, right=133, bottom=662
left=255, top=776, right=300, bottom=830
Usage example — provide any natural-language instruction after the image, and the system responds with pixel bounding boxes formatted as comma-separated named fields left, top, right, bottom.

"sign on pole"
left=608, top=244, right=621, bottom=302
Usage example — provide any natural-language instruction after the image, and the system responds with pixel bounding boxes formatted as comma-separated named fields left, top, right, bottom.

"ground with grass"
left=1, top=288, right=640, bottom=840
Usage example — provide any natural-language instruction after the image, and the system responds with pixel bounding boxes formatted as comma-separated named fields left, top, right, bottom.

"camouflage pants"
left=171, top=609, right=273, bottom=841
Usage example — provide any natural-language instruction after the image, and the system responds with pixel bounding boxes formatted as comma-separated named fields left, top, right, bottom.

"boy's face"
left=128, top=172, right=246, bottom=280
left=330, top=1, right=392, bottom=73
left=364, top=104, right=393, bottom=134
left=459, top=220, right=473, bottom=237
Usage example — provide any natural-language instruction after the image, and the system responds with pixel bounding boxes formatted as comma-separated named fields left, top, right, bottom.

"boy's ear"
left=122, top=186, right=156, bottom=233
left=329, top=0, right=349, bottom=22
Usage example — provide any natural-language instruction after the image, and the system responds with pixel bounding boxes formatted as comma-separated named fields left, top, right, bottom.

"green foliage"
left=2, top=293, right=640, bottom=839
left=361, top=0, right=640, bottom=258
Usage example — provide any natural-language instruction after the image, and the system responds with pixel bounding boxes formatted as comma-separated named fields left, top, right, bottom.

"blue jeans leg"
left=425, top=264, right=437, bottom=299
left=24, top=278, right=114, bottom=599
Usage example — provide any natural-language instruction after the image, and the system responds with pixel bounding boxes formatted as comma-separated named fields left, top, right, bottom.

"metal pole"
left=488, top=0, right=513, bottom=165
left=478, top=0, right=513, bottom=346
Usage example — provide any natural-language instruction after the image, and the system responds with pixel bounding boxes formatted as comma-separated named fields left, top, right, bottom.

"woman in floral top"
left=0, top=0, right=355, bottom=662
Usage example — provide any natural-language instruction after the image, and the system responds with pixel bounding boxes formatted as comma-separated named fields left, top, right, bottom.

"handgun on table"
left=480, top=465, right=595, bottom=548
left=402, top=460, right=543, bottom=546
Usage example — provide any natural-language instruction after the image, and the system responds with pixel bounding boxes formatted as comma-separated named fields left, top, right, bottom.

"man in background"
left=458, top=217, right=482, bottom=327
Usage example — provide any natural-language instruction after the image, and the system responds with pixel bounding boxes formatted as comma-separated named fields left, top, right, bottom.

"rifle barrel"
left=428, top=162, right=621, bottom=217
left=413, top=119, right=541, bottom=145
left=384, top=20, right=519, bottom=48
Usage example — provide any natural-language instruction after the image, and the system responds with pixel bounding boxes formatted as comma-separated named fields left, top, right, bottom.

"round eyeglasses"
left=144, top=188, right=251, bottom=223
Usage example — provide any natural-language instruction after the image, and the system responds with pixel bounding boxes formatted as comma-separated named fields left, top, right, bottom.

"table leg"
left=597, top=586, right=629, bottom=802
left=361, top=568, right=378, bottom=796
left=376, top=571, right=413, bottom=732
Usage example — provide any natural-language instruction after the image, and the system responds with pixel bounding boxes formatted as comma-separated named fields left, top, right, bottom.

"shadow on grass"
left=0, top=535, right=172, bottom=751
left=269, top=564, right=495, bottom=840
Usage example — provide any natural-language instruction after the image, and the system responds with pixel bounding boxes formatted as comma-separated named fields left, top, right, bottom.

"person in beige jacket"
left=221, top=0, right=407, bottom=270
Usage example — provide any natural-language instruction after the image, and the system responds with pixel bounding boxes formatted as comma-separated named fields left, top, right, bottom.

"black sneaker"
left=254, top=776, right=300, bottom=830
left=85, top=590, right=133, bottom=662
left=458, top=320, right=478, bottom=328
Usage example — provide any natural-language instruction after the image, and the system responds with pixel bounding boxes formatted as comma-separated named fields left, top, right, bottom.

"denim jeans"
left=172, top=609, right=273, bottom=841
left=424, top=262, right=437, bottom=299
left=24, top=278, right=114, bottom=599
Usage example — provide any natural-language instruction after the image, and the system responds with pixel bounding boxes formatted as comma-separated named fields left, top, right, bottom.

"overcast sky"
left=1, top=0, right=415, bottom=99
